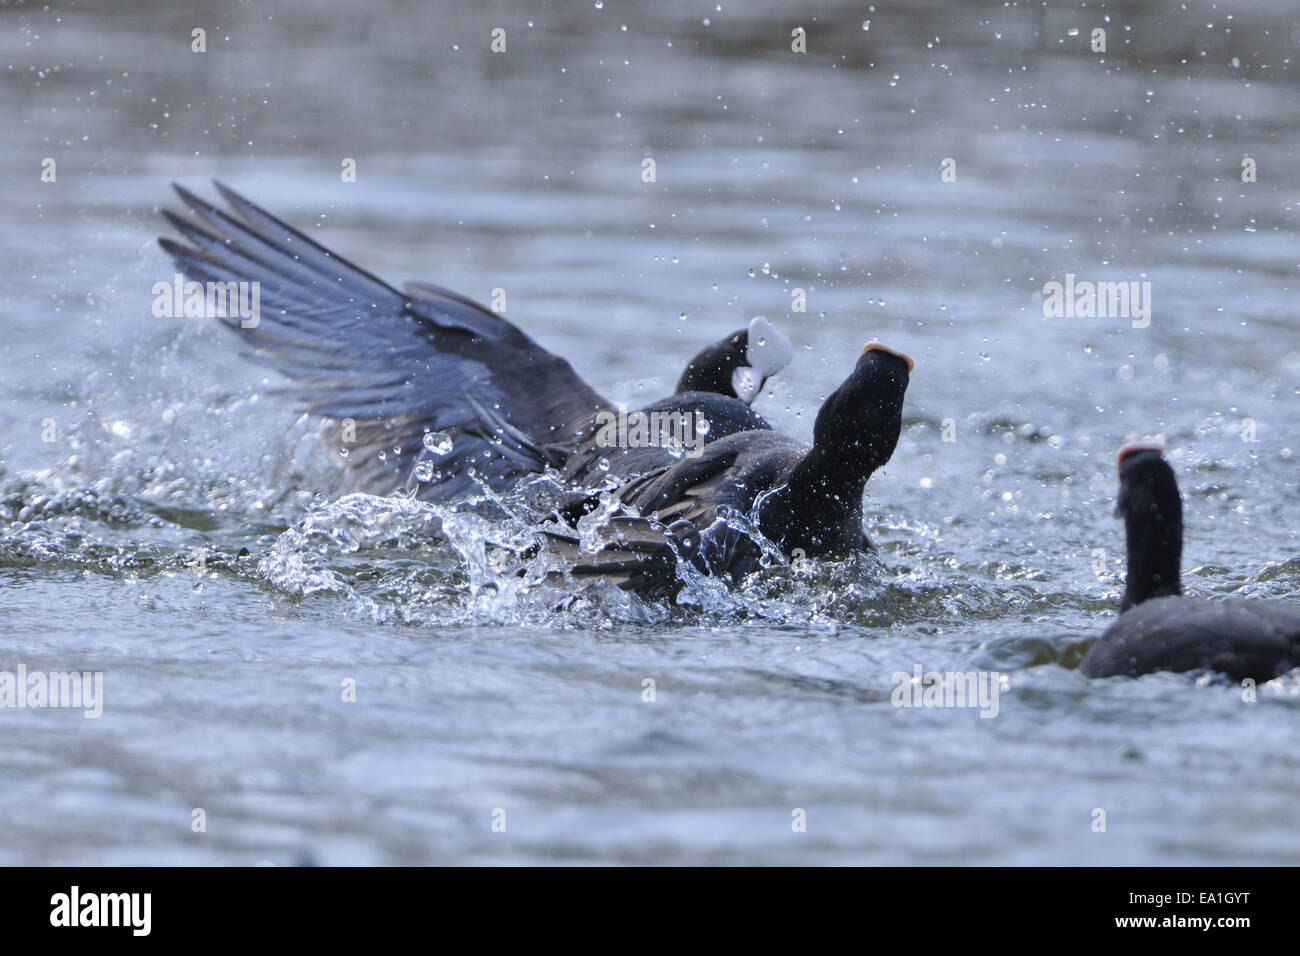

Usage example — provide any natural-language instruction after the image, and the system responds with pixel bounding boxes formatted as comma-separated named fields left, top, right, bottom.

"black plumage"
left=1080, top=447, right=1300, bottom=681
left=158, top=183, right=789, bottom=502
left=1081, top=595, right=1300, bottom=682
left=546, top=345, right=912, bottom=587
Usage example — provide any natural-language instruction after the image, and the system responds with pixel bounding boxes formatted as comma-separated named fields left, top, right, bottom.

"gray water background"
left=1, top=0, right=1298, bottom=864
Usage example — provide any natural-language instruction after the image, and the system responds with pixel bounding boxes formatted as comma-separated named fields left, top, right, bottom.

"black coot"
left=1079, top=446, right=1300, bottom=681
left=158, top=183, right=790, bottom=502
left=559, top=315, right=793, bottom=487
left=545, top=344, right=912, bottom=590
left=675, top=316, right=792, bottom=405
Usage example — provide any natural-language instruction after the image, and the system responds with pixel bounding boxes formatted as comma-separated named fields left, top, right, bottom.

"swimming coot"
left=158, top=182, right=791, bottom=502
left=1079, top=446, right=1300, bottom=682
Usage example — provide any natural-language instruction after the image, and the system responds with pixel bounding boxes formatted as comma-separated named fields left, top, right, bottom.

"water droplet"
left=423, top=431, right=454, bottom=455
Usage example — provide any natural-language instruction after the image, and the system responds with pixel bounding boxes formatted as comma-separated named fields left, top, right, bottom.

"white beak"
left=745, top=316, right=794, bottom=379
left=732, top=317, right=794, bottom=403
left=731, top=365, right=761, bottom=404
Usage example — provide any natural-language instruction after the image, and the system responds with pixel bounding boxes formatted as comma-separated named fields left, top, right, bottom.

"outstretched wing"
left=158, top=181, right=610, bottom=500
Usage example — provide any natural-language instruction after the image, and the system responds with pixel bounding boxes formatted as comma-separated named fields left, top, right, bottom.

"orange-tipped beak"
left=861, top=343, right=914, bottom=372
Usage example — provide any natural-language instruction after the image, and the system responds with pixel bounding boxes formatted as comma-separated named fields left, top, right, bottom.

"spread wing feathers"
left=158, top=181, right=610, bottom=499
left=540, top=516, right=699, bottom=593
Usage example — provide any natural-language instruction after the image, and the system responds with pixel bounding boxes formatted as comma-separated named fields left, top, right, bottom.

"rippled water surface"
left=2, top=0, right=1299, bottom=864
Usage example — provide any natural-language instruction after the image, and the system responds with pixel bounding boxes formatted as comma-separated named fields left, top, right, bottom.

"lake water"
left=2, top=0, right=1298, bottom=864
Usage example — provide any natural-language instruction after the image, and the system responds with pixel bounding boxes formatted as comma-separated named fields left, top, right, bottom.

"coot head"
left=675, top=316, right=793, bottom=404
left=754, top=342, right=912, bottom=556
left=808, top=343, right=913, bottom=480
left=1115, top=444, right=1183, bottom=610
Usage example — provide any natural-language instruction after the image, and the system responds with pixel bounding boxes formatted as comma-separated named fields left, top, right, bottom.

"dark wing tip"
left=170, top=181, right=213, bottom=215
left=160, top=208, right=196, bottom=234
left=211, top=178, right=244, bottom=209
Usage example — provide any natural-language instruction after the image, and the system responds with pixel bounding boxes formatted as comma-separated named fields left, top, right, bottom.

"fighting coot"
left=158, top=182, right=790, bottom=502
left=545, top=344, right=912, bottom=589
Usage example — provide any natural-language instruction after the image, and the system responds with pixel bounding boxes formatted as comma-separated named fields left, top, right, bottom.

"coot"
left=158, top=182, right=791, bottom=502
left=1079, top=446, right=1300, bottom=681
left=545, top=344, right=912, bottom=589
